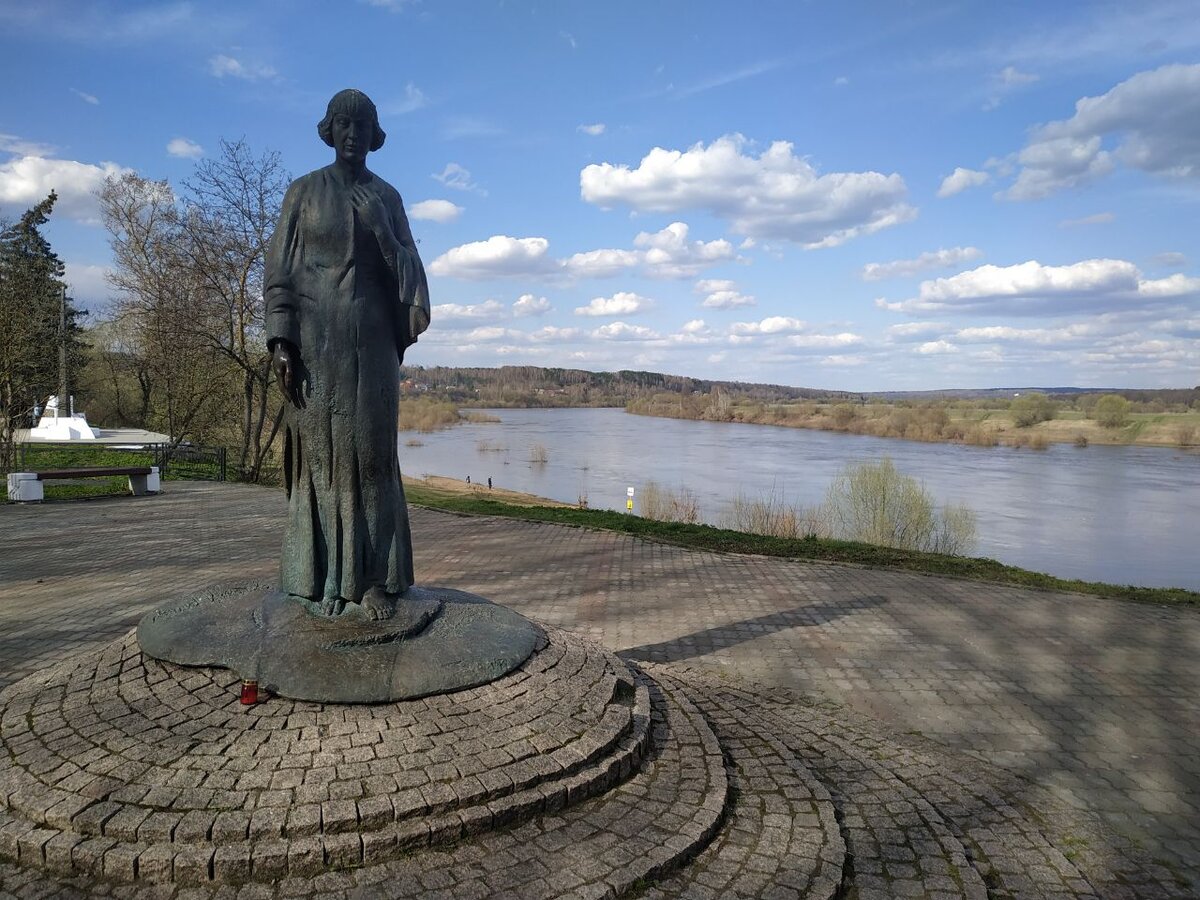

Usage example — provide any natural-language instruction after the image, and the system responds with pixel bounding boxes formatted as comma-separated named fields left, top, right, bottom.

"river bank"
left=403, top=479, right=1199, bottom=607
left=407, top=474, right=570, bottom=508
left=624, top=400, right=1200, bottom=450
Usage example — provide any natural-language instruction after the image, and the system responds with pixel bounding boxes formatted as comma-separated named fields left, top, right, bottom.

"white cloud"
left=861, top=246, right=982, bottom=281
left=1005, top=63, right=1200, bottom=200
left=166, top=137, right=203, bottom=159
left=634, top=221, right=735, bottom=277
left=730, top=316, right=806, bottom=335
left=1137, top=272, right=1200, bottom=297
left=695, top=279, right=736, bottom=293
left=432, top=299, right=507, bottom=322
left=530, top=325, right=580, bottom=342
left=999, top=66, right=1040, bottom=86
left=694, top=278, right=756, bottom=309
left=580, top=133, right=914, bottom=248
left=834, top=76, right=850, bottom=86
left=63, top=262, right=113, bottom=307
left=513, top=294, right=552, bottom=317
left=0, top=134, right=57, bottom=157
left=577, top=123, right=606, bottom=136
left=1059, top=211, right=1114, bottom=227
left=1005, top=136, right=1115, bottom=200
left=70, top=88, right=99, bottom=105
left=681, top=319, right=709, bottom=334
left=562, top=222, right=733, bottom=280
left=208, top=53, right=276, bottom=81
left=819, top=354, right=868, bottom=367
left=435, top=222, right=733, bottom=284
left=409, top=199, right=463, bottom=223
left=787, top=332, right=864, bottom=349
left=700, top=290, right=756, bottom=309
left=983, top=66, right=1040, bottom=110
left=562, top=248, right=641, bottom=278
left=592, top=321, right=660, bottom=341
left=937, top=167, right=990, bottom=198
left=428, top=235, right=553, bottom=279
left=386, top=82, right=427, bottom=115
left=461, top=326, right=512, bottom=342
left=886, top=322, right=949, bottom=342
left=574, top=292, right=653, bottom=317
left=0, top=155, right=130, bottom=224
left=1152, top=251, right=1188, bottom=268
left=953, top=324, right=1100, bottom=345
left=432, top=163, right=485, bottom=195
left=877, top=258, right=1200, bottom=316
left=917, top=340, right=958, bottom=354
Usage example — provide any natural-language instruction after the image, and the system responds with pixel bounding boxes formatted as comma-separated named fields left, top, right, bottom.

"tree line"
left=0, top=140, right=290, bottom=481
left=400, top=364, right=841, bottom=408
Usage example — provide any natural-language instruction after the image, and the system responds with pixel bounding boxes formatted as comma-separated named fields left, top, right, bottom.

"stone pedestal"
left=136, top=583, right=544, bottom=704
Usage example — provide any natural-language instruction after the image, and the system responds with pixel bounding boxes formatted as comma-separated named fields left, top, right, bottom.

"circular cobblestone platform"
left=0, top=626, right=651, bottom=886
left=0, top=628, right=1193, bottom=898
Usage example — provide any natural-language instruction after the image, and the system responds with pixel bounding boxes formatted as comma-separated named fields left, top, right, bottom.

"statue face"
left=331, top=111, right=373, bottom=163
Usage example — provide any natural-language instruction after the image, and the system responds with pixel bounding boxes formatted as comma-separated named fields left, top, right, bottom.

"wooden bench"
left=6, top=466, right=160, bottom=501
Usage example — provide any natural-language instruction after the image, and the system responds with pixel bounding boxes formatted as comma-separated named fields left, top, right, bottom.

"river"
left=397, top=407, right=1199, bottom=591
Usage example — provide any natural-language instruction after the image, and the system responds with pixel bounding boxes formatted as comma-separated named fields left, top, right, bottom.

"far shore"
left=622, top=404, right=1200, bottom=451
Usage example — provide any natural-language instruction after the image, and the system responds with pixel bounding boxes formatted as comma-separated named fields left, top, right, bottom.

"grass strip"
left=405, top=482, right=1199, bottom=608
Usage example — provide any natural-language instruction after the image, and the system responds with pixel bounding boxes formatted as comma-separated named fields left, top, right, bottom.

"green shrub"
left=1093, top=394, right=1131, bottom=428
left=821, top=458, right=977, bottom=555
left=1010, top=392, right=1057, bottom=427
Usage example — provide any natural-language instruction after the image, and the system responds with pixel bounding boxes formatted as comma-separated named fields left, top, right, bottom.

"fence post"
left=219, top=447, right=227, bottom=482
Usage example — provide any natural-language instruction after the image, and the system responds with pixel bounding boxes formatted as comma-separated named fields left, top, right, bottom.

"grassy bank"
left=404, top=480, right=1199, bottom=608
left=627, top=395, right=1200, bottom=451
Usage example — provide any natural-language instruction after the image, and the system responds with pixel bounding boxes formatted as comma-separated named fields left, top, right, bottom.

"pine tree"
left=0, top=192, right=87, bottom=470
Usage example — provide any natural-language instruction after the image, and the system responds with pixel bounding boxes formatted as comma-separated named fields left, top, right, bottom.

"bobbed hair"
left=317, top=89, right=386, bottom=152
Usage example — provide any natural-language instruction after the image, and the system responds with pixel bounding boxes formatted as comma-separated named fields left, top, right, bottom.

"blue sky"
left=1, top=0, right=1198, bottom=391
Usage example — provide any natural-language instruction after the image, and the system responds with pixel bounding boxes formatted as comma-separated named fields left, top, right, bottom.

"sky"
left=1, top=0, right=1198, bottom=391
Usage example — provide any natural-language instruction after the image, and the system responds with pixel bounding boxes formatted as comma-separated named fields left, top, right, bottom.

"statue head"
left=318, top=89, right=386, bottom=162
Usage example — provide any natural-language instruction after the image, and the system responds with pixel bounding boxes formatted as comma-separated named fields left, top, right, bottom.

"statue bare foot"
left=320, top=596, right=345, bottom=617
left=361, top=586, right=395, bottom=621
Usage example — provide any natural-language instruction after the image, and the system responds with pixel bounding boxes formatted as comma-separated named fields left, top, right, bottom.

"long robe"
left=264, top=164, right=430, bottom=603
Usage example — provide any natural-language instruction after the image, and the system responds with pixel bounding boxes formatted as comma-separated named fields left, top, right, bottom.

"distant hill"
left=400, top=364, right=1198, bottom=408
left=399, top=364, right=850, bottom=408
left=870, top=386, right=1200, bottom=403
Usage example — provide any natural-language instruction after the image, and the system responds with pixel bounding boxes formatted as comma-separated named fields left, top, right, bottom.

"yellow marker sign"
left=626, top=498, right=634, bottom=511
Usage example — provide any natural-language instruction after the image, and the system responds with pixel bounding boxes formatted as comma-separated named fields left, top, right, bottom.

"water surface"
left=398, top=407, right=1199, bottom=591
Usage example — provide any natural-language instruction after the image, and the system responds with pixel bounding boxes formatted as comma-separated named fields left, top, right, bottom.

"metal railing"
left=15, top=442, right=227, bottom=482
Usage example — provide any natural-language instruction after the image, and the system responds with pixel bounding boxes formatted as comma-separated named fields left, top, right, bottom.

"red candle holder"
left=240, top=679, right=259, bottom=705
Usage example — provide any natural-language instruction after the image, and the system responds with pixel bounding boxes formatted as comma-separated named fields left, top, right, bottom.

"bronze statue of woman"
left=265, top=88, right=431, bottom=621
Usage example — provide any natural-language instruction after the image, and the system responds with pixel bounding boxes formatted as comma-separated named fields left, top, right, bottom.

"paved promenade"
left=2, top=481, right=1197, bottom=889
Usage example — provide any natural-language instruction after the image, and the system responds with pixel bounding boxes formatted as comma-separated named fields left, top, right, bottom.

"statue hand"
left=352, top=185, right=394, bottom=243
left=272, top=342, right=305, bottom=409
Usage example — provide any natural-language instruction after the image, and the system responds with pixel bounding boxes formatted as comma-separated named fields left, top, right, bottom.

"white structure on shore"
left=27, top=395, right=98, bottom=441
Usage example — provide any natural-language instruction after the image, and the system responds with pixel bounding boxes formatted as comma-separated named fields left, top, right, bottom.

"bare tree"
left=179, top=139, right=289, bottom=480
left=98, top=172, right=225, bottom=446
